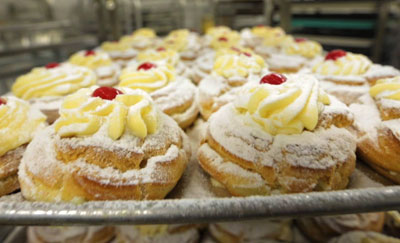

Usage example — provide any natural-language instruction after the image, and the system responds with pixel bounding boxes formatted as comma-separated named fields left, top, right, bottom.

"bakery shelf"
left=0, top=186, right=399, bottom=226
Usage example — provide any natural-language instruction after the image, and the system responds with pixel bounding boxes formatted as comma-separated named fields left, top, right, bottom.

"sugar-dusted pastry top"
left=119, top=62, right=176, bottom=93
left=234, top=73, right=330, bottom=135
left=69, top=50, right=113, bottom=70
left=213, top=52, right=266, bottom=78
left=101, top=41, right=133, bottom=52
left=137, top=48, right=180, bottom=66
left=119, top=28, right=157, bottom=48
left=260, top=27, right=287, bottom=47
left=162, top=29, right=191, bottom=52
left=0, top=97, right=46, bottom=156
left=370, top=76, right=400, bottom=100
left=54, top=86, right=158, bottom=139
left=312, top=50, right=372, bottom=76
left=283, top=37, right=322, bottom=59
left=12, top=63, right=96, bottom=99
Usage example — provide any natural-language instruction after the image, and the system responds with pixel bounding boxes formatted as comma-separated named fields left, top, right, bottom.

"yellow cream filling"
left=163, top=29, right=190, bottom=52
left=69, top=51, right=112, bottom=70
left=137, top=49, right=179, bottom=66
left=370, top=76, right=400, bottom=100
left=312, top=52, right=372, bottom=76
left=54, top=87, right=158, bottom=139
left=119, top=64, right=176, bottom=93
left=213, top=53, right=265, bottom=78
left=283, top=39, right=322, bottom=59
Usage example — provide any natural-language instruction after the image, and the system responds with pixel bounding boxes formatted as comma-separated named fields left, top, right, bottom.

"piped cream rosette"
left=19, top=86, right=190, bottom=202
left=197, top=51, right=268, bottom=119
left=119, top=62, right=199, bottom=128
left=69, top=50, right=120, bottom=86
left=12, top=62, right=96, bottom=123
left=350, top=76, right=400, bottom=184
left=198, top=73, right=356, bottom=196
left=100, top=41, right=137, bottom=67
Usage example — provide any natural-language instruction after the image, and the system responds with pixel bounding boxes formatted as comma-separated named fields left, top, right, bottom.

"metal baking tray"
left=0, top=121, right=398, bottom=225
left=0, top=162, right=398, bottom=226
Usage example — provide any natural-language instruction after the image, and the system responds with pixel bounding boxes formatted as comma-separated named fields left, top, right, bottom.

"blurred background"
left=1, top=0, right=400, bottom=92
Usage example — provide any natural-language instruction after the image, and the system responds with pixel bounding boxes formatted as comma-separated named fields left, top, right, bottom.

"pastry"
left=120, top=28, right=158, bottom=51
left=251, top=26, right=287, bottom=58
left=266, top=37, right=323, bottom=74
left=240, top=25, right=272, bottom=49
left=297, top=212, right=385, bottom=242
left=349, top=76, right=400, bottom=183
left=18, top=86, right=191, bottom=202
left=11, top=62, right=96, bottom=123
left=385, top=211, right=400, bottom=238
left=99, top=41, right=137, bottom=67
left=364, top=64, right=400, bottom=86
left=114, top=225, right=200, bottom=243
left=328, top=231, right=400, bottom=243
left=203, top=26, right=241, bottom=53
left=69, top=49, right=120, bottom=86
left=27, top=226, right=115, bottom=243
left=197, top=51, right=267, bottom=120
left=312, top=49, right=372, bottom=105
left=209, top=219, right=293, bottom=243
left=0, top=97, right=46, bottom=197
left=198, top=73, right=356, bottom=196
left=130, top=47, right=191, bottom=80
left=162, top=29, right=202, bottom=61
left=118, top=62, right=199, bottom=128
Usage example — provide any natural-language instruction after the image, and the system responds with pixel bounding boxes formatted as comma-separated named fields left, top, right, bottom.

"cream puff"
left=198, top=73, right=356, bottom=196
left=0, top=97, right=46, bottom=197
left=18, top=86, right=190, bottom=202
left=297, top=212, right=385, bottom=242
left=69, top=49, right=120, bottom=86
left=197, top=51, right=267, bottom=120
left=114, top=225, right=200, bottom=243
left=27, top=226, right=115, bottom=243
left=99, top=41, right=137, bottom=67
left=120, top=28, right=158, bottom=51
left=312, top=50, right=399, bottom=105
left=11, top=62, right=96, bottom=123
left=349, top=76, right=400, bottom=183
left=118, top=62, right=199, bottom=128
left=162, top=29, right=203, bottom=62
left=209, top=219, right=293, bottom=243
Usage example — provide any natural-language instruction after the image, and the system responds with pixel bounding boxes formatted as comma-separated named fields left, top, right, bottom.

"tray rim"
left=0, top=186, right=399, bottom=225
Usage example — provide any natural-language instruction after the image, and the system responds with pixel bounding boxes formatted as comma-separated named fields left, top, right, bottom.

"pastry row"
left=26, top=212, right=400, bottom=243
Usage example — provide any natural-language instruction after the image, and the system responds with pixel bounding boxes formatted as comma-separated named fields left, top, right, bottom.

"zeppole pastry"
left=0, top=97, right=46, bottom=197
left=120, top=28, right=158, bottom=51
left=328, top=231, right=400, bottom=243
left=251, top=26, right=287, bottom=58
left=114, top=224, right=200, bottom=243
left=99, top=41, right=137, bottom=67
left=266, top=37, right=323, bottom=74
left=203, top=26, right=241, bottom=52
left=118, top=62, right=198, bottom=128
left=19, top=86, right=191, bottom=202
left=197, top=51, right=267, bottom=120
left=162, top=29, right=202, bottom=61
left=297, top=212, right=385, bottom=242
left=312, top=49, right=373, bottom=105
left=240, top=25, right=274, bottom=49
left=198, top=73, right=356, bottom=196
left=349, top=76, right=400, bottom=183
left=27, top=226, right=115, bottom=243
left=12, top=62, right=96, bottom=123
left=209, top=219, right=293, bottom=243
left=69, top=49, right=120, bottom=86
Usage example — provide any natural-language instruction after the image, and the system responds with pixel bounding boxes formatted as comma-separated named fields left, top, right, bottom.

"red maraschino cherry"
left=92, top=87, right=123, bottom=100
left=260, top=73, right=287, bottom=85
left=243, top=52, right=252, bottom=57
left=218, top=37, right=228, bottom=42
left=0, top=97, right=6, bottom=106
left=295, top=38, right=307, bottom=43
left=45, top=62, right=60, bottom=69
left=84, top=50, right=96, bottom=56
left=137, top=62, right=157, bottom=71
left=325, top=49, right=347, bottom=61
left=156, top=47, right=166, bottom=52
